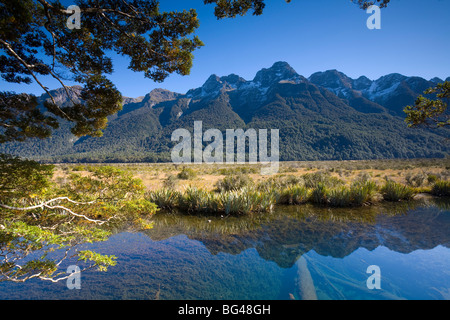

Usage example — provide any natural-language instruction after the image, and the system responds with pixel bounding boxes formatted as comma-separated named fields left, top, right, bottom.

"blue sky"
left=2, top=0, right=450, bottom=98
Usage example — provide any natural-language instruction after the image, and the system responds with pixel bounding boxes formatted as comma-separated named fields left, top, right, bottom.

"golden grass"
left=52, top=158, right=450, bottom=192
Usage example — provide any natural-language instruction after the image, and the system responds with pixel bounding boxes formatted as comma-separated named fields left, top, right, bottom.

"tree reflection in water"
left=0, top=198, right=449, bottom=300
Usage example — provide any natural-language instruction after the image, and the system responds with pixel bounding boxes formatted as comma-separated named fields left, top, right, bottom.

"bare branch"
left=0, top=197, right=107, bottom=225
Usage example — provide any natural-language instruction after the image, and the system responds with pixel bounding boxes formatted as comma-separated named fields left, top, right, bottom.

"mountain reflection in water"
left=148, top=200, right=450, bottom=268
left=1, top=199, right=449, bottom=300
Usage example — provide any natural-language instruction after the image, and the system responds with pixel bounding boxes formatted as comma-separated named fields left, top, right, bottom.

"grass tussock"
left=310, top=183, right=328, bottom=205
left=214, top=173, right=253, bottom=192
left=277, top=185, right=310, bottom=205
left=327, top=186, right=352, bottom=207
left=381, top=181, right=416, bottom=202
left=431, top=180, right=450, bottom=197
left=350, top=180, right=378, bottom=206
left=137, top=160, right=450, bottom=215
left=147, top=176, right=426, bottom=215
left=308, top=180, right=377, bottom=207
left=177, top=167, right=197, bottom=180
left=302, top=171, right=344, bottom=189
left=146, top=188, right=181, bottom=211
left=147, top=186, right=275, bottom=215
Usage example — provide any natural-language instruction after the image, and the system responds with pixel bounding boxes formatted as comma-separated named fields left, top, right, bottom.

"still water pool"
left=1, top=200, right=449, bottom=300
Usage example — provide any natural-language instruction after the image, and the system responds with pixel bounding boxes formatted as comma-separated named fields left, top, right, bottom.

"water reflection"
left=0, top=198, right=449, bottom=300
left=146, top=199, right=450, bottom=269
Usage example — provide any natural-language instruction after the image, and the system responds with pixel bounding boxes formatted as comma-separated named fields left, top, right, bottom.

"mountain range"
left=1, top=61, right=449, bottom=162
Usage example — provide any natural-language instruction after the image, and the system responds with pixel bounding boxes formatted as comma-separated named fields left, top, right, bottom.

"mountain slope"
left=1, top=62, right=448, bottom=162
left=308, top=70, right=442, bottom=117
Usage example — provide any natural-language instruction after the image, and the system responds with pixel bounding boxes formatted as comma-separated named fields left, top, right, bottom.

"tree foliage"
left=204, top=0, right=274, bottom=18
left=404, top=81, right=450, bottom=129
left=203, top=0, right=390, bottom=18
left=0, top=153, right=54, bottom=200
left=351, top=0, right=391, bottom=9
left=0, top=155, right=156, bottom=283
left=0, top=0, right=203, bottom=142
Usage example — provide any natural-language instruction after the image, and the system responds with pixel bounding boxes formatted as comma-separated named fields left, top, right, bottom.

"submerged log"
left=295, top=256, right=318, bottom=300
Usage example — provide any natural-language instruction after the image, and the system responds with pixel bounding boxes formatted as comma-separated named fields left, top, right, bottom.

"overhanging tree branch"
left=0, top=39, right=73, bottom=121
left=0, top=197, right=107, bottom=225
left=1, top=0, right=203, bottom=142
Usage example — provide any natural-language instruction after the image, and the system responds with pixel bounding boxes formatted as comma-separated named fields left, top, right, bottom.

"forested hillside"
left=2, top=62, right=448, bottom=162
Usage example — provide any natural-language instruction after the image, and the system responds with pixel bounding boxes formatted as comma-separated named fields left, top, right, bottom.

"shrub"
left=353, top=172, right=371, bottom=185
left=72, top=165, right=86, bottom=172
left=405, top=172, right=426, bottom=187
left=218, top=166, right=258, bottom=175
left=177, top=167, right=197, bottom=180
left=214, top=173, right=253, bottom=192
left=302, top=171, right=344, bottom=189
left=256, top=177, right=282, bottom=192
left=256, top=175, right=302, bottom=192
left=381, top=181, right=416, bottom=201
left=163, top=174, right=178, bottom=189
left=431, top=180, right=450, bottom=197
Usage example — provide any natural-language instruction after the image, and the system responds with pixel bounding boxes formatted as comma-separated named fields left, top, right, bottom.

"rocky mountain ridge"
left=1, top=61, right=448, bottom=162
